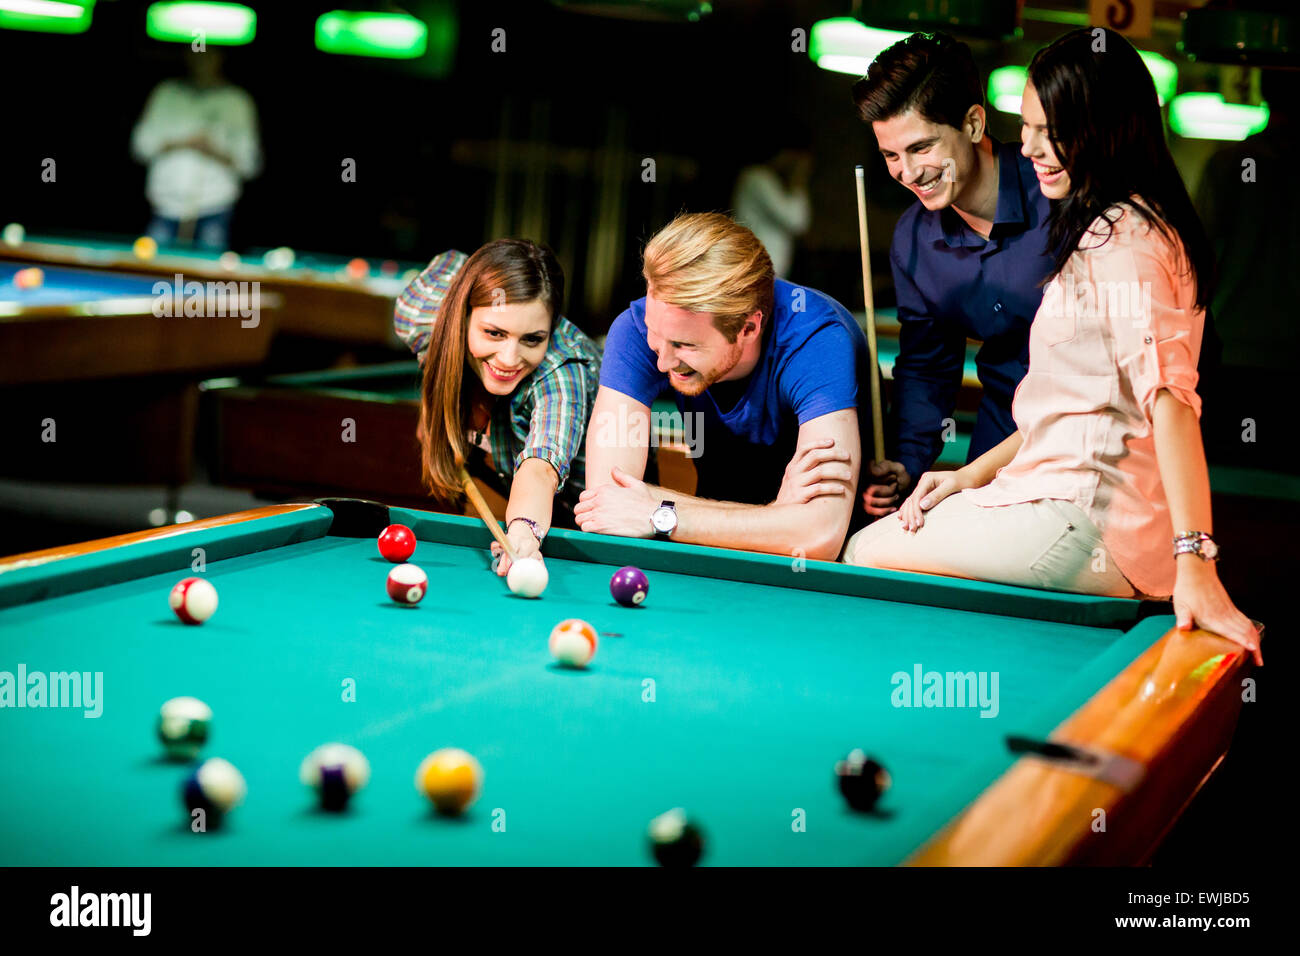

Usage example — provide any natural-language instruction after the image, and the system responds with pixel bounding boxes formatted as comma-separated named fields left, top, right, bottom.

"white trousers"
left=843, top=493, right=1138, bottom=598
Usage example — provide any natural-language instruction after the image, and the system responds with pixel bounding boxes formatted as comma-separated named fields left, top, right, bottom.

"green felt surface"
left=0, top=506, right=1162, bottom=866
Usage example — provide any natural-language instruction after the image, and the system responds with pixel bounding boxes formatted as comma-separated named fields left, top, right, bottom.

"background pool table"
left=199, top=355, right=981, bottom=514
left=0, top=501, right=1251, bottom=866
left=0, top=231, right=422, bottom=352
left=0, top=261, right=276, bottom=487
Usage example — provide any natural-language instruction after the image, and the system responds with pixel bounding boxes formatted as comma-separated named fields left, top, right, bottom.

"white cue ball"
left=506, top=557, right=548, bottom=598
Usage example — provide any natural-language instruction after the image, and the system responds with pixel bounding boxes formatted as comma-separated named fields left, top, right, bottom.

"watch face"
left=1201, top=539, right=1219, bottom=560
left=651, top=507, right=675, bottom=534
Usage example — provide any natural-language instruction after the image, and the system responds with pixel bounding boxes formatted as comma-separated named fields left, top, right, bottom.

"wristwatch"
left=1173, top=531, right=1219, bottom=561
left=650, top=500, right=678, bottom=538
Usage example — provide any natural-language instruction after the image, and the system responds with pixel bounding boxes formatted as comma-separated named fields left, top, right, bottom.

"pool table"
left=0, top=261, right=276, bottom=485
left=0, top=231, right=420, bottom=348
left=0, top=500, right=1251, bottom=865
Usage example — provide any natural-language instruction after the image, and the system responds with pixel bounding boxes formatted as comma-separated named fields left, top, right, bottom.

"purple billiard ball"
left=610, top=566, right=649, bottom=607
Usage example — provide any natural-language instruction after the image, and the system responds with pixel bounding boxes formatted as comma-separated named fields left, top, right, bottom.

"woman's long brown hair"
left=418, top=239, right=564, bottom=505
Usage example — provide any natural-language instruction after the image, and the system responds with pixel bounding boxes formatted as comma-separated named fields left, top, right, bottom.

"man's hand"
left=574, top=466, right=658, bottom=537
left=861, top=459, right=911, bottom=516
left=776, top=438, right=854, bottom=505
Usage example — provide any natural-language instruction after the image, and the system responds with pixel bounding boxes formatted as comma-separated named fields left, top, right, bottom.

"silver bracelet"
left=507, top=517, right=545, bottom=545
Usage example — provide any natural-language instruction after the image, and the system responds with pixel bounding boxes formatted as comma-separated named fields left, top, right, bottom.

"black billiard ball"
left=648, top=808, right=704, bottom=867
left=835, top=749, right=890, bottom=812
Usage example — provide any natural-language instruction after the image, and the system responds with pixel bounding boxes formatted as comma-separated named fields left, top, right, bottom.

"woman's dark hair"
left=851, top=32, right=983, bottom=129
left=1029, top=28, right=1213, bottom=310
left=418, top=239, right=564, bottom=505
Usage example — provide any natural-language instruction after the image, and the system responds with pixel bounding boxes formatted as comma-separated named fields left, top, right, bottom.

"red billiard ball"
left=346, top=257, right=369, bottom=280
left=169, top=577, right=218, bottom=625
left=377, top=524, right=416, bottom=562
left=387, top=564, right=428, bottom=605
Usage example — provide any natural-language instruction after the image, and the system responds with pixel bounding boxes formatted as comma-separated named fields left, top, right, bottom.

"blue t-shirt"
left=600, top=279, right=874, bottom=503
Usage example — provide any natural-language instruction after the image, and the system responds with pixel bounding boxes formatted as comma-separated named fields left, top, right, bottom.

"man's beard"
left=668, top=342, right=743, bottom=397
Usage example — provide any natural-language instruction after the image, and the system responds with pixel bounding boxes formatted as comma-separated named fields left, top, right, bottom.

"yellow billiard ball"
left=133, top=236, right=158, bottom=260
left=415, top=748, right=483, bottom=815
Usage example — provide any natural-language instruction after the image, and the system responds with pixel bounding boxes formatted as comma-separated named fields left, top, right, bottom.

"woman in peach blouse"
left=844, top=29, right=1261, bottom=663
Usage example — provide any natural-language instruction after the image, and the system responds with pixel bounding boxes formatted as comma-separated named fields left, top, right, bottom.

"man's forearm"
left=655, top=486, right=849, bottom=560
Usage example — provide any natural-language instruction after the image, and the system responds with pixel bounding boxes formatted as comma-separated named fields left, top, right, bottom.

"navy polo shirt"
left=889, top=138, right=1054, bottom=481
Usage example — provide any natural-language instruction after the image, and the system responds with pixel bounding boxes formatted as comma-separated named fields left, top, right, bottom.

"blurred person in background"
left=731, top=126, right=812, bottom=279
left=132, top=49, right=261, bottom=250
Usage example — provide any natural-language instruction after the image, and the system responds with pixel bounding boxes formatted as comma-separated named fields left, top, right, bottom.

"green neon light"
left=0, top=0, right=94, bottom=35
left=810, top=17, right=911, bottom=77
left=146, top=2, right=256, bottom=45
left=988, top=53, right=1179, bottom=115
left=1169, top=93, right=1269, bottom=141
left=1137, top=51, right=1178, bottom=106
left=316, top=11, right=428, bottom=59
left=988, top=65, right=1028, bottom=115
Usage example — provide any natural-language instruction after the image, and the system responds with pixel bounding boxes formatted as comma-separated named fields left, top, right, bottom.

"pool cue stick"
left=458, top=465, right=517, bottom=562
left=855, top=164, right=887, bottom=465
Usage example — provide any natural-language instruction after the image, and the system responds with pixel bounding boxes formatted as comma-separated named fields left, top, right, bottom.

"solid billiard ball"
left=610, top=566, right=649, bottom=607
left=13, top=267, right=44, bottom=290
left=2, top=222, right=24, bottom=247
left=415, top=747, right=483, bottom=815
left=133, top=235, right=157, bottom=260
left=506, top=557, right=548, bottom=598
left=648, top=808, right=704, bottom=867
left=169, top=577, right=218, bottom=625
left=387, top=563, right=428, bottom=605
left=300, top=743, right=371, bottom=811
left=157, top=696, right=212, bottom=760
left=380, top=259, right=399, bottom=277
left=377, top=523, right=417, bottom=562
left=549, top=618, right=597, bottom=668
left=346, top=257, right=369, bottom=280
left=218, top=251, right=241, bottom=271
left=834, top=749, right=891, bottom=812
left=182, top=757, right=246, bottom=828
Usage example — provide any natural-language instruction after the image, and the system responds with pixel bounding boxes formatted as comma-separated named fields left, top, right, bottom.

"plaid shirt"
left=394, top=250, right=601, bottom=498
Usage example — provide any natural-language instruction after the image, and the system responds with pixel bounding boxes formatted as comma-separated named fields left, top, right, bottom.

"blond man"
left=578, top=212, right=876, bottom=560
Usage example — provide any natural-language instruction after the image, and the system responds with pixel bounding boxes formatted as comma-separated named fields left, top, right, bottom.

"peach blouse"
left=964, top=202, right=1204, bottom=598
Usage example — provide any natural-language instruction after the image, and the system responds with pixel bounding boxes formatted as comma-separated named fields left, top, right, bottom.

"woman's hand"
left=1172, top=559, right=1263, bottom=665
left=897, top=469, right=969, bottom=532
left=491, top=524, right=542, bottom=577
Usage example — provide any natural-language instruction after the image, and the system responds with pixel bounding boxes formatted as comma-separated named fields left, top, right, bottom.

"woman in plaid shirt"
left=395, top=240, right=601, bottom=576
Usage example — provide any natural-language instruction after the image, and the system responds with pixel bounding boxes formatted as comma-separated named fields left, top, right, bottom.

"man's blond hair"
left=642, top=212, right=775, bottom=342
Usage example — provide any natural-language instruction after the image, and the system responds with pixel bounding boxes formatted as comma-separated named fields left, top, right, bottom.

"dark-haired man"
left=851, top=32, right=1053, bottom=515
